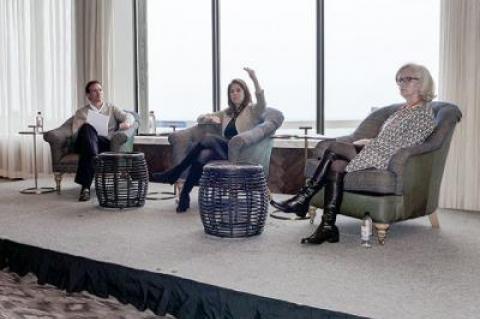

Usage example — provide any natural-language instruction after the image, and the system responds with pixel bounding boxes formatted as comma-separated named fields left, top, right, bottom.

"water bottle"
left=361, top=213, right=373, bottom=248
left=35, top=111, right=44, bottom=133
left=148, top=111, right=156, bottom=134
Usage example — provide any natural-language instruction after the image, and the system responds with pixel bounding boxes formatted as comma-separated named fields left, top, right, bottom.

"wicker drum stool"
left=94, top=152, right=149, bottom=208
left=199, top=161, right=268, bottom=238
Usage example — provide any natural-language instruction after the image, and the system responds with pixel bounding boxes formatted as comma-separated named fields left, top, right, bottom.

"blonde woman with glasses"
left=271, top=63, right=436, bottom=245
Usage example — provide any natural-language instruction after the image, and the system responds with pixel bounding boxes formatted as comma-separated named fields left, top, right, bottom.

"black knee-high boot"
left=301, top=171, right=344, bottom=245
left=151, top=143, right=204, bottom=184
left=270, top=151, right=338, bottom=217
left=176, top=161, right=204, bottom=212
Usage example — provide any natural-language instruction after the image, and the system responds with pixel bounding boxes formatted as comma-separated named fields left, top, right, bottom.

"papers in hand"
left=86, top=111, right=109, bottom=137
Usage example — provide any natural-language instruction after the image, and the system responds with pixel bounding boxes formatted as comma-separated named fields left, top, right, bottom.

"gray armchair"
left=168, top=107, right=284, bottom=185
left=305, top=102, right=462, bottom=244
left=43, top=111, right=139, bottom=193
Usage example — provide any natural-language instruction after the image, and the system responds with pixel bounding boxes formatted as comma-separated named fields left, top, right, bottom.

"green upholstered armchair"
left=305, top=102, right=462, bottom=245
left=43, top=111, right=139, bottom=193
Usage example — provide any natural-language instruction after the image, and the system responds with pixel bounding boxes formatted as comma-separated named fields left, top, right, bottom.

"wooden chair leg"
left=428, top=211, right=440, bottom=228
left=374, top=223, right=390, bottom=246
left=54, top=172, right=63, bottom=194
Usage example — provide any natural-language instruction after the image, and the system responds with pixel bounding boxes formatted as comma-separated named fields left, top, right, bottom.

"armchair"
left=43, top=111, right=139, bottom=193
left=167, top=107, right=284, bottom=187
left=305, top=102, right=462, bottom=245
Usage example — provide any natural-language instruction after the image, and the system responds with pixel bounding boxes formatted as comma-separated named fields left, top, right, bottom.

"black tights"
left=179, top=135, right=228, bottom=197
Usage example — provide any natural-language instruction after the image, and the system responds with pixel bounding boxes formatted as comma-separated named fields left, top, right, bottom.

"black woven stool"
left=199, top=161, right=268, bottom=238
left=94, top=152, right=149, bottom=208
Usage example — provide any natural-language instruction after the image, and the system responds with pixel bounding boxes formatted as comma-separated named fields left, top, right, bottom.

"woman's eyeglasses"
left=396, top=76, right=420, bottom=85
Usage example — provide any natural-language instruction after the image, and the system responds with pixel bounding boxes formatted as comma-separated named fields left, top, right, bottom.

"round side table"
left=94, top=152, right=149, bottom=208
left=199, top=161, right=268, bottom=238
left=19, top=125, right=55, bottom=194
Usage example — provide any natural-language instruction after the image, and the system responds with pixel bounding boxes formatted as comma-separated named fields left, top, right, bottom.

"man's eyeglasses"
left=396, top=76, right=420, bottom=85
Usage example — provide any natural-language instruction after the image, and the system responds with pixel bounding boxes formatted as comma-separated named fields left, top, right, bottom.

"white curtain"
left=0, top=0, right=74, bottom=179
left=74, top=0, right=114, bottom=108
left=439, top=0, right=480, bottom=211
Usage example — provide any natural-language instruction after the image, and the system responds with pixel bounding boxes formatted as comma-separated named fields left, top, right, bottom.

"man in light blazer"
left=72, top=81, right=134, bottom=201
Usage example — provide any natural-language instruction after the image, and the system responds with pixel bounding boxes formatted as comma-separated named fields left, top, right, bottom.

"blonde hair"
left=395, top=63, right=436, bottom=102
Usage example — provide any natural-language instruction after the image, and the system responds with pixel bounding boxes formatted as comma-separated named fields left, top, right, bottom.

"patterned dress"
left=345, top=103, right=436, bottom=172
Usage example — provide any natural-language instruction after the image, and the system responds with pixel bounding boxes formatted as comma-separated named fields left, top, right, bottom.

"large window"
left=141, top=0, right=440, bottom=135
left=147, top=0, right=212, bottom=131
left=324, top=0, right=440, bottom=135
left=221, top=0, right=316, bottom=135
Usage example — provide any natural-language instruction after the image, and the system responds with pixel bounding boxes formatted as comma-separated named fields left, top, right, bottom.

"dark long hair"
left=226, top=78, right=252, bottom=117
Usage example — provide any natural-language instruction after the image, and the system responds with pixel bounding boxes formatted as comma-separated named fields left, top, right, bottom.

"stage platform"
left=1, top=177, right=479, bottom=319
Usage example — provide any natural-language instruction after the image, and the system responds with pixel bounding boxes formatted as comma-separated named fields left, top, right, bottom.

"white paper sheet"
left=86, top=111, right=109, bottom=137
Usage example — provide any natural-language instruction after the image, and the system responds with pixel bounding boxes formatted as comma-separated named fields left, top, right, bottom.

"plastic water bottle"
left=148, top=111, right=156, bottom=134
left=361, top=213, right=373, bottom=248
left=35, top=111, right=44, bottom=133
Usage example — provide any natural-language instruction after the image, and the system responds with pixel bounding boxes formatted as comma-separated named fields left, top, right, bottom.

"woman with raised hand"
left=152, top=67, right=266, bottom=212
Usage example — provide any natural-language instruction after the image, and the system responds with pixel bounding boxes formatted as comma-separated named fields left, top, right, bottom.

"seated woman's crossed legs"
left=152, top=135, right=228, bottom=212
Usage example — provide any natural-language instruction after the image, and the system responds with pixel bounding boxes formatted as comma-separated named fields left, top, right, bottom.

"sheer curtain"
left=439, top=0, right=480, bottom=211
left=0, top=0, right=74, bottom=179
left=74, top=0, right=114, bottom=108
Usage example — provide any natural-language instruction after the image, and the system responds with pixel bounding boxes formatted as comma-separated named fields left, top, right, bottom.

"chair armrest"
left=43, top=128, right=71, bottom=146
left=228, top=108, right=283, bottom=161
left=385, top=142, right=442, bottom=195
left=168, top=127, right=198, bottom=165
left=387, top=140, right=441, bottom=176
left=43, top=128, right=73, bottom=164
left=228, top=124, right=268, bottom=161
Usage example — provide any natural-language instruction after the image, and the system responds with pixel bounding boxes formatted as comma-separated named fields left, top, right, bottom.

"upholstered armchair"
left=43, top=111, right=139, bottom=193
left=167, top=107, right=284, bottom=188
left=305, top=102, right=462, bottom=245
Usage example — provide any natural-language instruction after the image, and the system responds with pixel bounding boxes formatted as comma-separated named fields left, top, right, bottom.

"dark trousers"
left=74, top=123, right=110, bottom=188
left=181, top=135, right=229, bottom=196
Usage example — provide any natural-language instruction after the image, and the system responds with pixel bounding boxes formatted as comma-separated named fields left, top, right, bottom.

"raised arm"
left=243, top=67, right=266, bottom=115
left=244, top=67, right=262, bottom=93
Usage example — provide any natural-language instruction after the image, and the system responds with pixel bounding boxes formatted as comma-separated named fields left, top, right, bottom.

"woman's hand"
left=244, top=67, right=262, bottom=92
left=202, top=115, right=221, bottom=124
left=353, top=138, right=371, bottom=146
left=119, top=122, right=131, bottom=130
left=243, top=67, right=256, bottom=80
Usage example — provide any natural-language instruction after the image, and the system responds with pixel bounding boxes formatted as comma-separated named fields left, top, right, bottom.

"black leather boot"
left=270, top=151, right=338, bottom=217
left=152, top=167, right=183, bottom=185
left=177, top=190, right=190, bottom=212
left=301, top=172, right=344, bottom=245
left=176, top=161, right=203, bottom=213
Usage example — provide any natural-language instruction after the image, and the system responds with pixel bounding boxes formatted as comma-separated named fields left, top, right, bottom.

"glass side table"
left=18, top=125, right=55, bottom=194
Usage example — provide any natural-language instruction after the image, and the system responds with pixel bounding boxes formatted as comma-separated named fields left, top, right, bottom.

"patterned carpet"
left=0, top=270, right=170, bottom=319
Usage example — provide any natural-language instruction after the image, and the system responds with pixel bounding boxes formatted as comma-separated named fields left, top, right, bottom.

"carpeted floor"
left=1, top=176, right=480, bottom=319
left=0, top=270, right=170, bottom=318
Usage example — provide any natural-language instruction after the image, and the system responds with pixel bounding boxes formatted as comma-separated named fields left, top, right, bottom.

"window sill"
left=133, top=135, right=326, bottom=149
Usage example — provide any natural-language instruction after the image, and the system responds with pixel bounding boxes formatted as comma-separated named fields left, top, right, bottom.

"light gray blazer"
left=72, top=103, right=134, bottom=140
left=197, top=90, right=267, bottom=136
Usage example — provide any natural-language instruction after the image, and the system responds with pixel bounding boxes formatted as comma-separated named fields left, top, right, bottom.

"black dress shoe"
left=78, top=188, right=90, bottom=202
left=301, top=225, right=339, bottom=245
